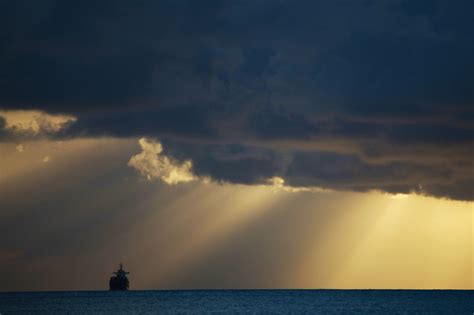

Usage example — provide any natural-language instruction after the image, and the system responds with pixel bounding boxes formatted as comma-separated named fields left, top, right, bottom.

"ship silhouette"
left=109, top=263, right=129, bottom=291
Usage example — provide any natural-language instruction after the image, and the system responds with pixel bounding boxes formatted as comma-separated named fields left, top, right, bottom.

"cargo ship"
left=109, top=263, right=129, bottom=291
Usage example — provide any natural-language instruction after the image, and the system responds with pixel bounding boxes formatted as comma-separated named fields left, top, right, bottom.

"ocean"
left=0, top=290, right=473, bottom=314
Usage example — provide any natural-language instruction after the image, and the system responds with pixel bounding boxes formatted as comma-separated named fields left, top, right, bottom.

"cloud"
left=1, top=1, right=472, bottom=115
left=155, top=140, right=473, bottom=200
left=266, top=176, right=328, bottom=193
left=0, top=0, right=472, bottom=200
left=128, top=140, right=320, bottom=192
left=128, top=138, right=197, bottom=184
left=0, top=110, right=76, bottom=139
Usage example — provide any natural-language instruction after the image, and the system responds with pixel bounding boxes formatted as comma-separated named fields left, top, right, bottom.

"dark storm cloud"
left=0, top=0, right=473, bottom=200
left=284, top=151, right=453, bottom=195
left=67, top=106, right=216, bottom=139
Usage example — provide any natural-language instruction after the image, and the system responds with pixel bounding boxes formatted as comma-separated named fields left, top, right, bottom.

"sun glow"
left=297, top=193, right=473, bottom=289
left=0, top=138, right=472, bottom=290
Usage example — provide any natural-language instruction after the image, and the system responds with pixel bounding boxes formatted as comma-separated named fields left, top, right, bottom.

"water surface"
left=1, top=289, right=473, bottom=314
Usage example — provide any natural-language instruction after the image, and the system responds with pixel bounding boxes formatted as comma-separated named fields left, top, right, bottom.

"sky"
left=0, top=0, right=472, bottom=291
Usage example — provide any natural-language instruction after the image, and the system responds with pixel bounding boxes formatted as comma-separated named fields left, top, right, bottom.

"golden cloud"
left=0, top=110, right=76, bottom=136
left=128, top=138, right=197, bottom=184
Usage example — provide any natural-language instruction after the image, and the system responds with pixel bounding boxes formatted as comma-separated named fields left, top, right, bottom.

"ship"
left=109, top=263, right=129, bottom=291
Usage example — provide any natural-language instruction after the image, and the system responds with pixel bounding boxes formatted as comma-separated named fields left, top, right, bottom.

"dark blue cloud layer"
left=0, top=0, right=473, bottom=199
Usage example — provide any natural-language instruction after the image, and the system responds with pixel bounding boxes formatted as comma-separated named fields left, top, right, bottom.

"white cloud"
left=128, top=138, right=197, bottom=185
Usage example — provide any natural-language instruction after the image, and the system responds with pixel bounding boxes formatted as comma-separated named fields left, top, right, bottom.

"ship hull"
left=109, top=277, right=129, bottom=291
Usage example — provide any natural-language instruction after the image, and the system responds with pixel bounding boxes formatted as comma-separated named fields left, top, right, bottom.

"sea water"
left=1, top=290, right=473, bottom=314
